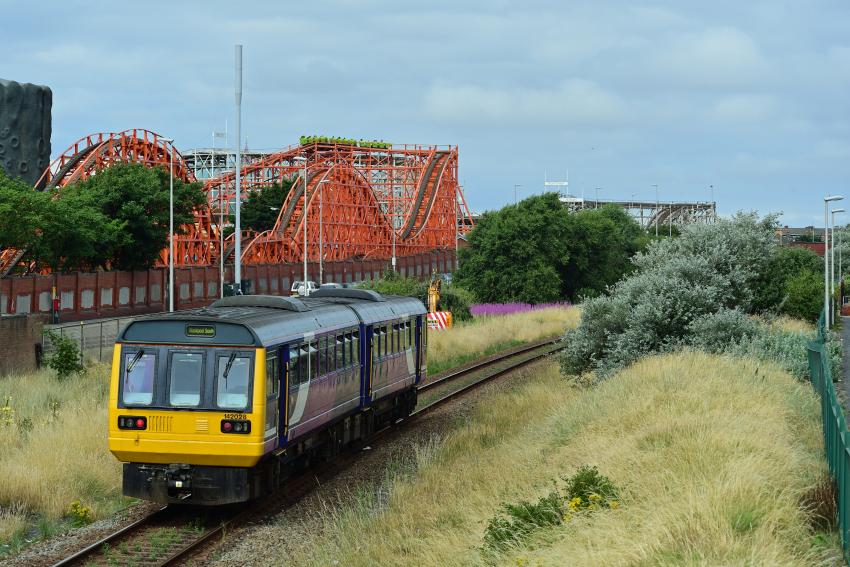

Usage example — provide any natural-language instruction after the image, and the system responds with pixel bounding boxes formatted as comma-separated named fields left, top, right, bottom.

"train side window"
left=266, top=350, right=278, bottom=397
left=316, top=337, right=328, bottom=376
left=289, top=346, right=300, bottom=386
left=298, top=344, right=310, bottom=385
left=352, top=332, right=359, bottom=365
left=391, top=324, right=397, bottom=353
left=326, top=336, right=334, bottom=373
left=309, top=341, right=319, bottom=381
left=336, top=335, right=345, bottom=368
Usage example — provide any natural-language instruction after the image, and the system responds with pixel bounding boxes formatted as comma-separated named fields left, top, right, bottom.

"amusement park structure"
left=0, top=129, right=475, bottom=277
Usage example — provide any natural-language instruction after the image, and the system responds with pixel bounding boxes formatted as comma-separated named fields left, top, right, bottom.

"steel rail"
left=49, top=505, right=168, bottom=567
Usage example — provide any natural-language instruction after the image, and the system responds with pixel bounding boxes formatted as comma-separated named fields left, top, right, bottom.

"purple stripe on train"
left=469, top=302, right=572, bottom=317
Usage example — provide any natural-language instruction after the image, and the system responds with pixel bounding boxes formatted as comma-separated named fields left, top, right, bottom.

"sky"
left=3, top=0, right=849, bottom=225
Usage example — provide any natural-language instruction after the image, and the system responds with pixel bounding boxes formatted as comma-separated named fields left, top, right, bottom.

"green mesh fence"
left=808, top=312, right=849, bottom=563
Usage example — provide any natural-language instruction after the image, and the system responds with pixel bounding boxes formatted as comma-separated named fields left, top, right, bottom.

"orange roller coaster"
left=0, top=131, right=474, bottom=276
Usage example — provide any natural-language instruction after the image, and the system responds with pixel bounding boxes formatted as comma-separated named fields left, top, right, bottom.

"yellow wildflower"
left=610, top=500, right=620, bottom=509
left=588, top=493, right=601, bottom=502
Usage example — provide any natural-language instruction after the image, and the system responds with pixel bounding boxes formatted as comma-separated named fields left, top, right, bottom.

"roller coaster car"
left=109, top=290, right=428, bottom=505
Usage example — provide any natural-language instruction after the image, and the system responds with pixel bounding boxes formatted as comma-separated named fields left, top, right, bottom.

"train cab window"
left=123, top=351, right=156, bottom=406
left=216, top=354, right=252, bottom=410
left=168, top=352, right=203, bottom=407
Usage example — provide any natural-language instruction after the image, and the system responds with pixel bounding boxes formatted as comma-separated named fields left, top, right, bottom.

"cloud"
left=710, top=94, right=779, bottom=123
left=424, top=79, right=626, bottom=127
left=650, top=27, right=771, bottom=89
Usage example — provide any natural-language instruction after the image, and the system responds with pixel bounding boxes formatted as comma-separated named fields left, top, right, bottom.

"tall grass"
left=0, top=364, right=123, bottom=547
left=428, top=306, right=581, bottom=375
left=286, top=353, right=836, bottom=566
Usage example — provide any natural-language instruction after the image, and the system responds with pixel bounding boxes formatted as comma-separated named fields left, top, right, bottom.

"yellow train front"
left=108, top=290, right=427, bottom=505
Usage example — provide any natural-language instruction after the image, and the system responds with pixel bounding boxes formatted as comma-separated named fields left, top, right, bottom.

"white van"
left=290, top=280, right=318, bottom=296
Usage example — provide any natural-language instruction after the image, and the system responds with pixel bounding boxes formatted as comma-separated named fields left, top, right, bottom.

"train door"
left=265, top=347, right=280, bottom=447
left=416, top=315, right=427, bottom=380
left=361, top=324, right=373, bottom=405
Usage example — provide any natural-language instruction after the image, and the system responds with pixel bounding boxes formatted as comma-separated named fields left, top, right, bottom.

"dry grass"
left=0, top=505, right=27, bottom=543
left=289, top=352, right=839, bottom=566
left=428, top=307, right=580, bottom=375
left=765, top=315, right=815, bottom=335
left=0, top=363, right=123, bottom=536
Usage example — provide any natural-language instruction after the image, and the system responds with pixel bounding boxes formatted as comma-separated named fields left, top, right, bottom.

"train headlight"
left=221, top=419, right=251, bottom=434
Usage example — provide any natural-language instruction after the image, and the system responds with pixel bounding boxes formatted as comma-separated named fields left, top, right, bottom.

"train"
left=108, top=288, right=428, bottom=505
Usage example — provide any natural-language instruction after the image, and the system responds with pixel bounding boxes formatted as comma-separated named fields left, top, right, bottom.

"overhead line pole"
left=234, top=44, right=243, bottom=295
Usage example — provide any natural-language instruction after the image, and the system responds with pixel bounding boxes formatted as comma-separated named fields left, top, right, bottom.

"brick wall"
left=0, top=314, right=45, bottom=376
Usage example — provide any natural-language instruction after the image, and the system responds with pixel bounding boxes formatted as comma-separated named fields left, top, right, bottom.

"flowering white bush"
left=560, top=213, right=783, bottom=377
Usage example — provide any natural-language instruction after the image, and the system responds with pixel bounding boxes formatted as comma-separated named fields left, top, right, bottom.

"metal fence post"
left=79, top=321, right=85, bottom=365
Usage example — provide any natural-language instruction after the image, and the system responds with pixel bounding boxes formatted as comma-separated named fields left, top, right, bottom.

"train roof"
left=118, top=291, right=426, bottom=347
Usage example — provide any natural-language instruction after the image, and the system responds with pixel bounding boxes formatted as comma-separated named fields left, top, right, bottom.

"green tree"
left=783, top=270, right=824, bottom=321
left=240, top=181, right=293, bottom=232
left=65, top=163, right=206, bottom=271
left=751, top=246, right=823, bottom=312
left=29, top=188, right=128, bottom=271
left=0, top=170, right=48, bottom=251
left=0, top=170, right=126, bottom=272
left=455, top=194, right=646, bottom=303
left=563, top=205, right=648, bottom=298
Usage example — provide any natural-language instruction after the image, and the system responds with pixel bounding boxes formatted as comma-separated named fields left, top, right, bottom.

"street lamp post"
left=234, top=44, right=243, bottom=295
left=162, top=137, right=175, bottom=312
left=317, top=178, right=330, bottom=284
left=293, top=156, right=308, bottom=294
left=213, top=130, right=226, bottom=298
left=832, top=208, right=845, bottom=319
left=595, top=187, right=602, bottom=209
left=825, top=195, right=844, bottom=326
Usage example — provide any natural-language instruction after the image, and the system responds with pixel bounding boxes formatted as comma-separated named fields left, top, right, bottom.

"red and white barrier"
left=427, top=311, right=452, bottom=330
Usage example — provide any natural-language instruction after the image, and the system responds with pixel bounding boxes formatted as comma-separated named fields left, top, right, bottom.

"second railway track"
left=49, top=338, right=562, bottom=567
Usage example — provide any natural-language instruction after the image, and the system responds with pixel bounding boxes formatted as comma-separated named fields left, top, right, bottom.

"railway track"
left=50, top=338, right=562, bottom=567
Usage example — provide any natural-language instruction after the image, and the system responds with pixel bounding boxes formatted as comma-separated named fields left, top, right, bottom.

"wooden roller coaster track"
left=0, top=131, right=474, bottom=276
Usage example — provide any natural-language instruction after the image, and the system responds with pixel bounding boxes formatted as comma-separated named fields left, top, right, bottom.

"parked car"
left=290, top=280, right=318, bottom=296
left=320, top=282, right=344, bottom=289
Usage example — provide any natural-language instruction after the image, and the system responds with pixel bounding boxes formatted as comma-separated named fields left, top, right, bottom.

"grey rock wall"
left=0, top=79, right=52, bottom=187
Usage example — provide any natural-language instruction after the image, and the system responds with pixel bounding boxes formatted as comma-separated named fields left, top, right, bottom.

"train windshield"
left=123, top=351, right=156, bottom=406
left=216, top=354, right=252, bottom=409
left=169, top=352, right=203, bottom=407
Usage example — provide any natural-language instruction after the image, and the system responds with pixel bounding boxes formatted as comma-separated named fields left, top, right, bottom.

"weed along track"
left=48, top=339, right=562, bottom=567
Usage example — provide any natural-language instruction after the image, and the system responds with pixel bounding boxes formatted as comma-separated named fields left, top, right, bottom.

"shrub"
left=783, top=270, right=824, bottom=322
left=66, top=500, right=94, bottom=527
left=686, top=309, right=759, bottom=354
left=44, top=331, right=85, bottom=380
left=560, top=213, right=779, bottom=377
left=482, top=466, right=619, bottom=554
